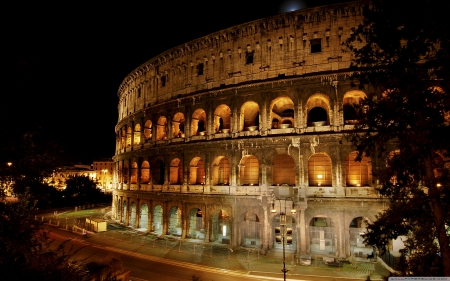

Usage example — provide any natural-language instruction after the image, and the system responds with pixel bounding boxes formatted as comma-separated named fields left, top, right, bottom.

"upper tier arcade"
left=117, top=1, right=366, bottom=122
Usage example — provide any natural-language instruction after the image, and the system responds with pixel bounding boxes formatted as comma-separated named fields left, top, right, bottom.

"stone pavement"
left=43, top=206, right=391, bottom=280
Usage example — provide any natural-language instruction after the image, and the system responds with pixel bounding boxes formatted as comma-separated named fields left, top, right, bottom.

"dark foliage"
left=345, top=0, right=450, bottom=276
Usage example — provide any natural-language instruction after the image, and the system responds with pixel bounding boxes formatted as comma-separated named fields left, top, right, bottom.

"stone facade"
left=112, top=0, right=384, bottom=258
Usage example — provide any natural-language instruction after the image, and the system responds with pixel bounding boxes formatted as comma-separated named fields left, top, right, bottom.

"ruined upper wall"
left=117, top=1, right=366, bottom=120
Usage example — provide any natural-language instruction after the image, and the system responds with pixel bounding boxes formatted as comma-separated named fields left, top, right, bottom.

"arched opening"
left=240, top=155, right=259, bottom=185
left=346, top=151, right=372, bottom=186
left=343, top=90, right=367, bottom=124
left=139, top=204, right=148, bottom=229
left=134, top=123, right=141, bottom=145
left=272, top=154, right=295, bottom=185
left=170, top=158, right=183, bottom=185
left=309, top=216, right=335, bottom=254
left=240, top=101, right=260, bottom=131
left=306, top=94, right=330, bottom=126
left=270, top=96, right=295, bottom=129
left=144, top=120, right=152, bottom=140
left=153, top=205, right=163, bottom=235
left=130, top=162, right=138, bottom=184
left=126, top=127, right=132, bottom=147
left=172, top=112, right=185, bottom=138
left=156, top=116, right=167, bottom=140
left=212, top=209, right=230, bottom=243
left=191, top=108, right=207, bottom=136
left=169, top=206, right=182, bottom=236
left=349, top=217, right=373, bottom=258
left=141, top=161, right=150, bottom=184
left=212, top=156, right=230, bottom=185
left=189, top=157, right=205, bottom=185
left=308, top=153, right=332, bottom=186
left=188, top=208, right=204, bottom=239
left=242, top=212, right=261, bottom=247
left=214, top=104, right=231, bottom=133
left=130, top=202, right=136, bottom=226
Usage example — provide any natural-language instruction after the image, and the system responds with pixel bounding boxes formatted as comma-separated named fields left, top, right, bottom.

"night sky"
left=4, top=0, right=348, bottom=164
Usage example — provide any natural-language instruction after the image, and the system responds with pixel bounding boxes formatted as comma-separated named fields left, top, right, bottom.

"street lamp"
left=271, top=197, right=296, bottom=281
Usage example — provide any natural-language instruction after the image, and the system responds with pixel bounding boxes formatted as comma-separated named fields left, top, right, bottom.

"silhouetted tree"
left=0, top=195, right=87, bottom=280
left=64, top=175, right=104, bottom=205
left=345, top=0, right=450, bottom=276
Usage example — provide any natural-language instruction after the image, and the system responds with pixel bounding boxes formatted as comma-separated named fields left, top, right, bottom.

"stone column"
left=299, top=203, right=308, bottom=255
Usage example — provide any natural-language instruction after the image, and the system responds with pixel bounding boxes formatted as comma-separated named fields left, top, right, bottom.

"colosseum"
left=112, top=0, right=385, bottom=259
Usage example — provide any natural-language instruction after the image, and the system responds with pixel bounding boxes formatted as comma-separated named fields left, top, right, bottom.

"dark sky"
left=4, top=0, right=347, bottom=164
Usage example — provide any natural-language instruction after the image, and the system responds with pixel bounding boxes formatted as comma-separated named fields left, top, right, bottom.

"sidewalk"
left=44, top=206, right=391, bottom=280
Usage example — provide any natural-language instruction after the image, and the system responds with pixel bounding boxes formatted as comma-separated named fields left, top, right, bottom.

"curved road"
left=45, top=225, right=282, bottom=281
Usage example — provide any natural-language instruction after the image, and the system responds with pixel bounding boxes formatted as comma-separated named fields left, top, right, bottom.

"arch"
left=242, top=212, right=261, bottom=247
left=141, top=161, right=150, bottom=184
left=240, top=155, right=259, bottom=185
left=144, top=120, right=152, bottom=140
left=130, top=162, right=138, bottom=184
left=346, top=151, right=372, bottom=186
left=130, top=202, right=136, bottom=226
left=172, top=112, right=185, bottom=138
left=349, top=216, right=373, bottom=257
left=134, top=123, right=141, bottom=145
left=191, top=108, right=207, bottom=136
left=156, top=116, right=167, bottom=140
left=170, top=158, right=183, bottom=184
left=306, top=93, right=331, bottom=126
left=211, top=209, right=230, bottom=243
left=211, top=156, right=230, bottom=185
left=309, top=216, right=335, bottom=254
left=240, top=101, right=260, bottom=131
left=272, top=154, right=295, bottom=185
left=343, top=90, right=367, bottom=124
left=188, top=208, right=204, bottom=239
left=169, top=206, right=182, bottom=236
left=126, top=127, right=132, bottom=147
left=189, top=157, right=205, bottom=185
left=139, top=203, right=148, bottom=229
left=153, top=205, right=163, bottom=234
left=270, top=96, right=295, bottom=129
left=308, top=153, right=332, bottom=186
left=214, top=104, right=231, bottom=133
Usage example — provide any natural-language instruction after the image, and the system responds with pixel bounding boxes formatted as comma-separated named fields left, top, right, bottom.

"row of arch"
left=118, top=90, right=367, bottom=147
left=117, top=151, right=372, bottom=187
left=115, top=197, right=372, bottom=255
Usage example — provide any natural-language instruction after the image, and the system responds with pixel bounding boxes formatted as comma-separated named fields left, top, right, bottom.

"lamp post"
left=271, top=197, right=296, bottom=281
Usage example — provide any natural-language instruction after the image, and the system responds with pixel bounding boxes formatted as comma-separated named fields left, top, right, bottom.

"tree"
left=345, top=0, right=450, bottom=276
left=64, top=175, right=105, bottom=205
left=0, top=195, right=87, bottom=280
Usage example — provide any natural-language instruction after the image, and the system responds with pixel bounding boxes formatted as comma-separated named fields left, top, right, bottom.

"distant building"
left=93, top=159, right=114, bottom=191
left=49, top=164, right=96, bottom=190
